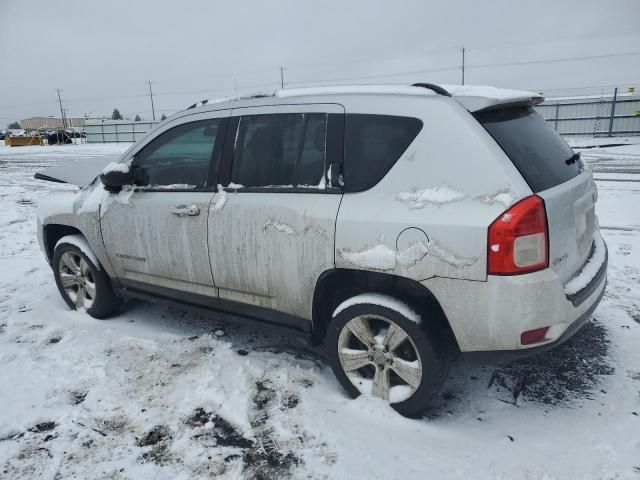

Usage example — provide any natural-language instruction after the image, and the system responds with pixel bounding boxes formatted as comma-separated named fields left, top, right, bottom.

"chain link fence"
left=85, top=120, right=158, bottom=143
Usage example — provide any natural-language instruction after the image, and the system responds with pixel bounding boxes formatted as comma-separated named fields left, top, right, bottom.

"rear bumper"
left=422, top=236, right=608, bottom=358
left=462, top=274, right=606, bottom=364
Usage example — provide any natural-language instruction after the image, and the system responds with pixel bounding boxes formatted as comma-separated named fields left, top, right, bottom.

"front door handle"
left=170, top=204, right=200, bottom=216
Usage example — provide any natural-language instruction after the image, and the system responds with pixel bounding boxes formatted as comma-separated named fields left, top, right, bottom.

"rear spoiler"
left=412, top=83, right=544, bottom=112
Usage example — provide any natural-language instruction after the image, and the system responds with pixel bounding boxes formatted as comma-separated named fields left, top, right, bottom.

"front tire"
left=326, top=295, right=450, bottom=416
left=53, top=236, right=121, bottom=319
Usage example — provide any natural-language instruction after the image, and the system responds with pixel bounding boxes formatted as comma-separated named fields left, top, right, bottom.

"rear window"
left=344, top=114, right=422, bottom=192
left=475, top=106, right=581, bottom=192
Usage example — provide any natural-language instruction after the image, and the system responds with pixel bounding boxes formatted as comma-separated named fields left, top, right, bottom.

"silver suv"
left=37, top=84, right=607, bottom=415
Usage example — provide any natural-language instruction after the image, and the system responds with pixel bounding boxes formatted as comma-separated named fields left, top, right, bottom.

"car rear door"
left=475, top=106, right=597, bottom=283
left=207, top=104, right=344, bottom=323
left=100, top=111, right=229, bottom=298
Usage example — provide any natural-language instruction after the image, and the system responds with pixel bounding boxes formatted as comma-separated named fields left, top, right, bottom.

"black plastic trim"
left=218, top=297, right=312, bottom=333
left=219, top=116, right=240, bottom=187
left=326, top=113, right=345, bottom=184
left=117, top=279, right=312, bottom=336
left=412, top=83, right=451, bottom=97
left=222, top=186, right=342, bottom=194
left=565, top=240, right=608, bottom=307
left=204, top=116, right=228, bottom=189
left=34, top=173, right=67, bottom=184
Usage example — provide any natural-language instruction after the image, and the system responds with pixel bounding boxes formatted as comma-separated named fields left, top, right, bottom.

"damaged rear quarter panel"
left=335, top=97, right=532, bottom=282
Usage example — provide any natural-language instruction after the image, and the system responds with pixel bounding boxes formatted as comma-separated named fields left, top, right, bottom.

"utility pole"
left=57, top=89, right=66, bottom=128
left=608, top=87, right=618, bottom=137
left=146, top=80, right=156, bottom=121
left=234, top=78, right=238, bottom=96
left=461, top=46, right=465, bottom=85
left=280, top=66, right=285, bottom=89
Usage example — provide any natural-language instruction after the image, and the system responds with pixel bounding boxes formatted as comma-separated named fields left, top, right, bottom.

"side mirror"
left=100, top=169, right=133, bottom=192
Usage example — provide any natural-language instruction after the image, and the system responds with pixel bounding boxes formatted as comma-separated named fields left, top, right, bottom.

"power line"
left=2, top=51, right=639, bottom=113
left=287, top=65, right=458, bottom=85
left=290, top=52, right=640, bottom=86
left=467, top=51, right=640, bottom=69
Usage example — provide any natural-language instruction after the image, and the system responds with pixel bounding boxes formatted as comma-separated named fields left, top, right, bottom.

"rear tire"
left=326, top=295, right=450, bottom=417
left=53, top=236, right=121, bottom=319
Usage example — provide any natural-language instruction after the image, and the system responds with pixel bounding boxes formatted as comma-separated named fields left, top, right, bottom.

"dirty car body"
left=36, top=83, right=608, bottom=414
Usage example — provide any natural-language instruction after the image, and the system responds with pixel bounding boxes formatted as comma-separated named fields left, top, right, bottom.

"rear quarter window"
left=344, top=114, right=423, bottom=192
left=474, top=106, right=581, bottom=192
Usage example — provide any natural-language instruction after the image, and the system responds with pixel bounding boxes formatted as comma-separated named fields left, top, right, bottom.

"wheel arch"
left=311, top=268, right=460, bottom=352
left=43, top=224, right=85, bottom=264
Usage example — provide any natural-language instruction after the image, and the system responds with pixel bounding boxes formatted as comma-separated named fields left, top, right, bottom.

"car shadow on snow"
left=123, top=300, right=614, bottom=416
left=431, top=318, right=614, bottom=418
left=495, top=319, right=613, bottom=405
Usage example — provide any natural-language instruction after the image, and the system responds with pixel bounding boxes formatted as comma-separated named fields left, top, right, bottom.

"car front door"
left=100, top=111, right=229, bottom=299
left=207, top=104, right=344, bottom=326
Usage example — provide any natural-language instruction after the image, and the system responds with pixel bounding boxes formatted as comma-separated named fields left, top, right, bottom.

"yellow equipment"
left=4, top=136, right=44, bottom=147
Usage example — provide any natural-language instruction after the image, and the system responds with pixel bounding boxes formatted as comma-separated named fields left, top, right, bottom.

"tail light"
left=488, top=195, right=548, bottom=275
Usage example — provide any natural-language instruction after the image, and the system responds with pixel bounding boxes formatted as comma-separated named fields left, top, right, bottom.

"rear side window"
left=475, top=106, right=581, bottom=192
left=232, top=113, right=328, bottom=188
left=344, top=114, right=423, bottom=192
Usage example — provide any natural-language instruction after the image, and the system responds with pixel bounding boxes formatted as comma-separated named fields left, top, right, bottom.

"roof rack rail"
left=412, top=83, right=451, bottom=97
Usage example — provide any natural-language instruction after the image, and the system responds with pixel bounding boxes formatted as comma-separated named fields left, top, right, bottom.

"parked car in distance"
left=36, top=83, right=607, bottom=416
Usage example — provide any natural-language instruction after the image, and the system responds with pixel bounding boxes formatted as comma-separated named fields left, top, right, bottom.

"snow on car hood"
left=34, top=155, right=120, bottom=187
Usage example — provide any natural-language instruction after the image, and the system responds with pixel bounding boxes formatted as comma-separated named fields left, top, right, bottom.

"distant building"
left=20, top=116, right=86, bottom=129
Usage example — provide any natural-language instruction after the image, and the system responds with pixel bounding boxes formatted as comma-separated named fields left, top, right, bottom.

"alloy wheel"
left=58, top=251, right=96, bottom=309
left=337, top=314, right=423, bottom=403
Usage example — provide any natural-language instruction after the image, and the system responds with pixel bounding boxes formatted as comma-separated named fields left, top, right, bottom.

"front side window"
left=232, top=113, right=328, bottom=188
left=344, top=114, right=423, bottom=192
left=132, top=118, right=221, bottom=188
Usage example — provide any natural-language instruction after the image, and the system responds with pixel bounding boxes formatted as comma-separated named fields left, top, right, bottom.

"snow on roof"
left=442, top=84, right=540, bottom=100
left=440, top=84, right=542, bottom=111
left=275, top=85, right=436, bottom=98
left=195, top=84, right=542, bottom=112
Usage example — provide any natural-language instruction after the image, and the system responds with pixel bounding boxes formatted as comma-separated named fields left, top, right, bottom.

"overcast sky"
left=1, top=0, right=639, bottom=125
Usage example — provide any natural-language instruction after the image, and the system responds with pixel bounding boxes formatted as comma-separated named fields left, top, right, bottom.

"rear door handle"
left=170, top=204, right=200, bottom=216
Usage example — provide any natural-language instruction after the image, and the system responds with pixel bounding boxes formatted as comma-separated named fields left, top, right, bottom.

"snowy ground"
left=0, top=141, right=639, bottom=480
